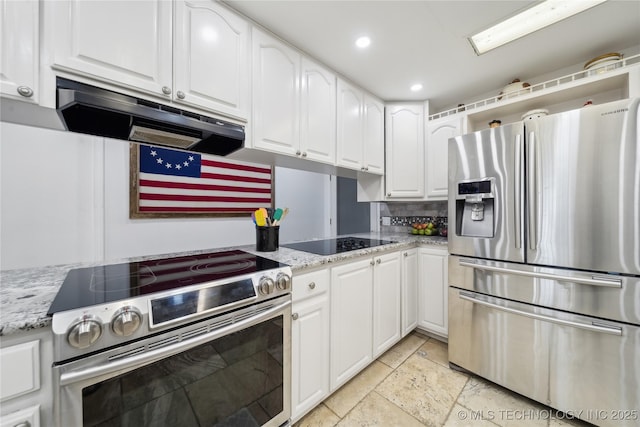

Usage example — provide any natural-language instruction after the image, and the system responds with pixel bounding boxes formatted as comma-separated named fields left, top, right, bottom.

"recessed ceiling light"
left=355, top=36, right=371, bottom=48
left=410, top=84, right=423, bottom=92
left=469, top=0, right=606, bottom=55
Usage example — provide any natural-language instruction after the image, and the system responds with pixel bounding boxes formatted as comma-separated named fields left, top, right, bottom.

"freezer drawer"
left=449, top=288, right=640, bottom=427
left=449, top=256, right=640, bottom=325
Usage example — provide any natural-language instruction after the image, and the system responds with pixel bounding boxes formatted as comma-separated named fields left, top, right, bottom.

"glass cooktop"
left=47, top=250, right=287, bottom=315
left=282, top=237, right=395, bottom=256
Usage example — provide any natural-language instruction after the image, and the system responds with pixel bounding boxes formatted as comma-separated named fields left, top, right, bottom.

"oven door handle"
left=458, top=291, right=622, bottom=336
left=459, top=259, right=622, bottom=288
left=59, top=299, right=291, bottom=387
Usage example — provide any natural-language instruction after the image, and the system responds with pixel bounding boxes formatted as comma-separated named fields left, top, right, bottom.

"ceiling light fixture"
left=410, top=84, right=423, bottom=92
left=468, top=0, right=607, bottom=55
left=355, top=36, right=371, bottom=48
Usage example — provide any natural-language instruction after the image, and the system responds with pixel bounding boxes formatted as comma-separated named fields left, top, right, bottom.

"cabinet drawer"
left=0, top=340, right=39, bottom=402
left=0, top=405, right=40, bottom=427
left=292, top=269, right=329, bottom=302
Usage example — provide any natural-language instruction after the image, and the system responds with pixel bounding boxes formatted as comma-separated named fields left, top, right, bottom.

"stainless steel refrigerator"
left=447, top=97, right=639, bottom=427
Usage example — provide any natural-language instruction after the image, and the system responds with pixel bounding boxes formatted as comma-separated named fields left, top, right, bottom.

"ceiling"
left=224, top=0, right=640, bottom=113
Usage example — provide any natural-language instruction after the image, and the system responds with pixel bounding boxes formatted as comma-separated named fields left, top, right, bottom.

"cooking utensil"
left=273, top=208, right=288, bottom=226
left=254, top=209, right=267, bottom=227
left=273, top=208, right=283, bottom=223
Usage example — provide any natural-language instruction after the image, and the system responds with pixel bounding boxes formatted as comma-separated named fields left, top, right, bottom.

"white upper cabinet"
left=336, top=78, right=364, bottom=170
left=0, top=0, right=39, bottom=103
left=336, top=78, right=384, bottom=174
left=385, top=103, right=425, bottom=198
left=251, top=28, right=301, bottom=154
left=49, top=0, right=173, bottom=97
left=363, top=95, right=385, bottom=174
left=425, top=116, right=466, bottom=200
left=300, top=57, right=336, bottom=164
left=173, top=0, right=250, bottom=119
left=48, top=0, right=250, bottom=120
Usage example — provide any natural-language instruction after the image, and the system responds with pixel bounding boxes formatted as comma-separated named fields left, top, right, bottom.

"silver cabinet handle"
left=292, top=313, right=299, bottom=320
left=162, top=86, right=172, bottom=95
left=370, top=260, right=375, bottom=266
left=295, top=150, right=301, bottom=156
left=376, top=258, right=381, bottom=264
left=308, top=282, right=316, bottom=290
left=459, top=259, right=622, bottom=288
left=387, top=193, right=391, bottom=197
left=17, top=86, right=34, bottom=97
left=176, top=91, right=185, bottom=99
left=404, top=252, right=408, bottom=257
left=458, top=291, right=622, bottom=336
left=302, top=152, right=307, bottom=157
left=14, top=422, right=31, bottom=427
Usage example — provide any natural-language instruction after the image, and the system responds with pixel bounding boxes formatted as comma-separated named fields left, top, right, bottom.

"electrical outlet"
left=381, top=216, right=391, bottom=226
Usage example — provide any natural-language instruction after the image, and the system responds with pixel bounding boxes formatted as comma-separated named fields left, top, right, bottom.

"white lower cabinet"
left=330, top=252, right=401, bottom=391
left=0, top=329, right=52, bottom=427
left=330, top=257, right=373, bottom=391
left=418, top=247, right=449, bottom=337
left=372, top=252, right=402, bottom=358
left=291, top=269, right=330, bottom=422
left=401, top=248, right=419, bottom=337
left=0, top=405, right=40, bottom=427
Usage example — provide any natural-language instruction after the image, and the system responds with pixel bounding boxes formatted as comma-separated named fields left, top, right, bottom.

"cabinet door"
left=174, top=0, right=250, bottom=120
left=418, top=248, right=448, bottom=337
left=401, top=249, right=419, bottom=337
left=336, top=79, right=363, bottom=170
left=251, top=28, right=300, bottom=154
left=330, top=258, right=372, bottom=391
left=385, top=104, right=425, bottom=198
left=372, top=252, right=402, bottom=358
left=425, top=116, right=466, bottom=199
left=363, top=94, right=385, bottom=175
left=0, top=0, right=38, bottom=103
left=300, top=57, right=336, bottom=164
left=291, top=293, right=330, bottom=421
left=50, top=0, right=172, bottom=96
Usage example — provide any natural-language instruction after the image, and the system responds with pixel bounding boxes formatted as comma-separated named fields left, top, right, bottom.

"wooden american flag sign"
left=130, top=144, right=273, bottom=217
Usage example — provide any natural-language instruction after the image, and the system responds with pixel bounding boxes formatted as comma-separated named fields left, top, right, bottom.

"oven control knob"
left=111, top=307, right=142, bottom=337
left=275, top=273, right=291, bottom=291
left=259, top=277, right=275, bottom=295
left=67, top=316, right=102, bottom=349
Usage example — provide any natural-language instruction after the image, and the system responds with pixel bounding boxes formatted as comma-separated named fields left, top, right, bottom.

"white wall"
left=0, top=123, right=272, bottom=270
left=273, top=167, right=335, bottom=243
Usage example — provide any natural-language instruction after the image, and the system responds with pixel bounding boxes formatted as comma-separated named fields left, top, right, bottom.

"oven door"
left=53, top=296, right=291, bottom=427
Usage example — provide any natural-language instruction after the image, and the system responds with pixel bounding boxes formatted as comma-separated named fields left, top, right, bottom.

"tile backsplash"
left=379, top=201, right=448, bottom=233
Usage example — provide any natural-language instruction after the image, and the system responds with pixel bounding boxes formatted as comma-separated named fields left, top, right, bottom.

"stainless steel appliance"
left=48, top=249, right=292, bottom=427
left=281, top=236, right=395, bottom=256
left=448, top=98, right=640, bottom=427
left=56, top=78, right=246, bottom=156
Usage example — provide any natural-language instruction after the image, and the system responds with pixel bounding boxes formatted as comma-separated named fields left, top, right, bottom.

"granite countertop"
left=0, top=232, right=447, bottom=337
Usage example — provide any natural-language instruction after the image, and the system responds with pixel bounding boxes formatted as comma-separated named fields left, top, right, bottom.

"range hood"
left=56, top=78, right=245, bottom=156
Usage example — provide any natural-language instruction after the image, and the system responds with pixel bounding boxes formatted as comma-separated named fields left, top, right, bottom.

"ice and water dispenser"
left=454, top=178, right=495, bottom=238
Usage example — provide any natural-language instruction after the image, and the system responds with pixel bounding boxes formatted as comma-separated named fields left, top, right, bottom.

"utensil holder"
left=256, top=226, right=279, bottom=252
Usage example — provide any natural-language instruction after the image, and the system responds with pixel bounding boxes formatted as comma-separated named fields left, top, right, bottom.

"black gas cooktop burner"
left=282, top=237, right=395, bottom=256
left=47, top=250, right=287, bottom=315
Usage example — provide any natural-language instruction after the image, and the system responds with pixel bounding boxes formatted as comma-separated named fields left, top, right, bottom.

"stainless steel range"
left=48, top=249, right=292, bottom=427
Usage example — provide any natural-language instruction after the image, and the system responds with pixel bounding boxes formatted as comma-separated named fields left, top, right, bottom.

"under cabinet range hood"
left=56, top=78, right=245, bottom=156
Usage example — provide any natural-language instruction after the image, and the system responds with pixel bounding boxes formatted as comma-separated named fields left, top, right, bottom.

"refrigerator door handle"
left=458, top=291, right=623, bottom=336
left=527, top=131, right=537, bottom=251
left=458, top=259, right=623, bottom=288
left=514, top=134, right=522, bottom=250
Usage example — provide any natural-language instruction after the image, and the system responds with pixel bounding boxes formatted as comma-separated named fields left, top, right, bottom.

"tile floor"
left=294, top=332, right=593, bottom=427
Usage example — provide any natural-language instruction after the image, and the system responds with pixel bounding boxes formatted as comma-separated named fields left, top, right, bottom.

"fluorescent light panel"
left=469, top=0, right=607, bottom=55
